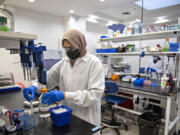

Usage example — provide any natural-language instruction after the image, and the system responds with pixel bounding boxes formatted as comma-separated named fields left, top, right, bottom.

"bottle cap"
left=41, top=88, right=48, bottom=94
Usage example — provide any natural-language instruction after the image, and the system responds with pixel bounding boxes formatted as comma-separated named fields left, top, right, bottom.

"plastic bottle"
left=163, top=38, right=169, bottom=52
left=132, top=20, right=142, bottom=35
left=39, top=88, right=49, bottom=114
left=0, top=16, right=9, bottom=32
left=161, top=74, right=169, bottom=88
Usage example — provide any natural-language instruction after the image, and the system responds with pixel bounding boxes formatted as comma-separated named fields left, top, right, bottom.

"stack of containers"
left=169, top=43, right=179, bottom=52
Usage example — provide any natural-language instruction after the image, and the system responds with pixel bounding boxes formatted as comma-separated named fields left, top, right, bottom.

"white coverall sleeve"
left=46, top=62, right=61, bottom=90
left=31, top=61, right=61, bottom=93
left=65, top=60, right=105, bottom=107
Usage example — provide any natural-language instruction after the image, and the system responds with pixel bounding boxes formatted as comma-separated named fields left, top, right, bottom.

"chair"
left=101, top=81, right=128, bottom=135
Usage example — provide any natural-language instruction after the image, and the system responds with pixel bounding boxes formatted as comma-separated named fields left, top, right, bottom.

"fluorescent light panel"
left=154, top=18, right=169, bottom=24
left=106, top=21, right=117, bottom=26
left=156, top=16, right=167, bottom=19
left=28, top=0, right=35, bottom=3
left=89, top=14, right=99, bottom=19
left=69, top=10, right=74, bottom=14
left=135, top=0, right=180, bottom=10
left=86, top=18, right=98, bottom=23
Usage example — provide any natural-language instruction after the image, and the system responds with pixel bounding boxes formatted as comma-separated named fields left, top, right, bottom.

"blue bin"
left=134, top=78, right=145, bottom=86
left=169, top=43, right=179, bottom=52
left=96, top=48, right=117, bottom=53
left=49, top=105, right=72, bottom=127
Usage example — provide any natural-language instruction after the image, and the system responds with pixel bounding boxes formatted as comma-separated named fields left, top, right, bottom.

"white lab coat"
left=147, top=59, right=163, bottom=73
left=147, top=59, right=164, bottom=79
left=43, top=53, right=105, bottom=127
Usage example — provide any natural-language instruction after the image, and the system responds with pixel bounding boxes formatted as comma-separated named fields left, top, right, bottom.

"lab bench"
left=106, top=79, right=180, bottom=135
left=0, top=90, right=99, bottom=135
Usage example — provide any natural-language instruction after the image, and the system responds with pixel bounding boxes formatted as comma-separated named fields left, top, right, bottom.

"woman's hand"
left=42, top=90, right=64, bottom=105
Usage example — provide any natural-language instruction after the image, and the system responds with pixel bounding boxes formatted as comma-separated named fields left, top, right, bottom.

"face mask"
left=66, top=48, right=80, bottom=60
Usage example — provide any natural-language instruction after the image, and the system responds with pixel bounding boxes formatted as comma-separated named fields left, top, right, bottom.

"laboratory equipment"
left=53, top=108, right=67, bottom=114
left=0, top=73, right=15, bottom=87
left=127, top=44, right=135, bottom=52
left=165, top=73, right=175, bottom=93
left=37, top=63, right=47, bottom=85
left=161, top=74, right=168, bottom=88
left=19, top=113, right=35, bottom=131
left=39, top=88, right=49, bottom=113
left=13, top=110, right=24, bottom=132
left=122, top=76, right=132, bottom=82
left=0, top=73, right=23, bottom=92
left=169, top=43, right=179, bottom=52
left=133, top=78, right=144, bottom=86
left=0, top=16, right=8, bottom=32
left=4, top=111, right=19, bottom=126
left=23, top=101, right=39, bottom=107
left=20, top=41, right=46, bottom=81
left=163, top=38, right=169, bottom=52
left=108, top=24, right=125, bottom=37
left=0, top=3, right=15, bottom=32
left=0, top=118, right=5, bottom=134
left=144, top=80, right=152, bottom=86
left=96, top=48, right=117, bottom=53
left=116, top=45, right=126, bottom=53
left=49, top=105, right=72, bottom=127
left=111, top=74, right=119, bottom=80
left=132, top=19, right=142, bottom=34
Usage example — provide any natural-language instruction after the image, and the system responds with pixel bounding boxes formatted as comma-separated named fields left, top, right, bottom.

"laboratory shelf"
left=0, top=31, right=37, bottom=41
left=97, top=52, right=180, bottom=56
left=97, top=52, right=140, bottom=56
left=99, top=29, right=180, bottom=43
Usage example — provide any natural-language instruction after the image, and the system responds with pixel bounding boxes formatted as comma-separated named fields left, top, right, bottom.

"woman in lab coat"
left=23, top=29, right=105, bottom=130
left=146, top=56, right=163, bottom=79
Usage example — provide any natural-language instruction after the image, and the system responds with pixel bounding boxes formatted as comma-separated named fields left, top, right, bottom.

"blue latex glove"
left=151, top=68, right=157, bottom=72
left=146, top=67, right=150, bottom=73
left=23, top=86, right=37, bottom=101
left=42, top=91, right=64, bottom=105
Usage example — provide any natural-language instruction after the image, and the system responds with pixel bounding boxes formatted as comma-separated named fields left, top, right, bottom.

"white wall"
left=14, top=8, right=64, bottom=50
left=64, top=15, right=86, bottom=34
left=86, top=22, right=108, bottom=55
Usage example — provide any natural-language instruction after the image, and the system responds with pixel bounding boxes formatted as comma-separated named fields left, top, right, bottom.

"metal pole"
left=141, top=0, right=144, bottom=23
left=164, top=96, right=172, bottom=135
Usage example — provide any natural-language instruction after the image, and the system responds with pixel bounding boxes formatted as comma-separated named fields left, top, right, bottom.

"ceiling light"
left=28, top=0, right=35, bottom=3
left=154, top=18, right=169, bottom=24
left=156, top=16, right=167, bottom=19
left=106, top=21, right=116, bottom=26
left=99, top=0, right=105, bottom=2
left=69, top=10, right=74, bottom=14
left=135, top=0, right=180, bottom=10
left=86, top=18, right=98, bottom=23
left=89, top=14, right=99, bottom=19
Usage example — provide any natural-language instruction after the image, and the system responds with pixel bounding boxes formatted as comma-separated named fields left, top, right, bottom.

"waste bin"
left=138, top=112, right=161, bottom=135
